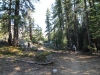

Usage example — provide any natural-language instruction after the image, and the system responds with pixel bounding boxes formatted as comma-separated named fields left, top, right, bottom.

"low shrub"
left=20, top=52, right=35, bottom=57
left=35, top=51, right=50, bottom=62
left=0, top=46, right=22, bottom=55
left=88, top=45, right=97, bottom=54
left=0, top=46, right=36, bottom=57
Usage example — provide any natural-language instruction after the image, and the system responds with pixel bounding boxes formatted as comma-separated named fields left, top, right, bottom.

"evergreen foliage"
left=0, top=0, right=100, bottom=54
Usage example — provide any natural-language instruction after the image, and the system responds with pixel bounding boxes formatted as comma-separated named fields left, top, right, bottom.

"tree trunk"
left=8, top=0, right=12, bottom=45
left=83, top=0, right=91, bottom=53
left=64, top=0, right=72, bottom=48
left=73, top=0, right=79, bottom=49
left=29, top=27, right=32, bottom=41
left=13, top=0, right=19, bottom=46
left=84, top=0, right=91, bottom=46
left=29, top=22, right=32, bottom=41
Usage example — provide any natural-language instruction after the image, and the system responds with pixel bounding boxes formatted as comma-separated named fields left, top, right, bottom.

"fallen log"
left=7, top=58, right=54, bottom=65
left=36, top=61, right=54, bottom=65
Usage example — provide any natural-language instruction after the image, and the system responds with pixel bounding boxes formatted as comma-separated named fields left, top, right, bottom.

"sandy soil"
left=0, top=50, right=100, bottom=75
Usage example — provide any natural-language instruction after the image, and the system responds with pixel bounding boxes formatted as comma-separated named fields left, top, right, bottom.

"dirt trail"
left=0, top=50, right=100, bottom=75
left=52, top=51, right=100, bottom=75
left=68, top=53, right=81, bottom=75
left=53, top=52, right=81, bottom=75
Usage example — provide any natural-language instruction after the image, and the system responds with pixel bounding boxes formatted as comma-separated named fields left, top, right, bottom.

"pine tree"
left=45, top=8, right=51, bottom=43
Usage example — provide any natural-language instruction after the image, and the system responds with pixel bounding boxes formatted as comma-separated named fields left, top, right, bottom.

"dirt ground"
left=0, top=50, right=100, bottom=75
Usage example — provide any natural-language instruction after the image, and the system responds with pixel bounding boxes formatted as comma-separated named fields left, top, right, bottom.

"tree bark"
left=73, top=0, right=79, bottom=49
left=29, top=19, right=32, bottom=41
left=83, top=0, right=91, bottom=53
left=64, top=0, right=72, bottom=48
left=8, top=0, right=12, bottom=45
left=13, top=0, right=19, bottom=46
left=84, top=0, right=91, bottom=45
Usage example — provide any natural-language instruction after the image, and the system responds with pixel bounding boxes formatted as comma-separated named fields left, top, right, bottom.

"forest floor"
left=0, top=43, right=100, bottom=75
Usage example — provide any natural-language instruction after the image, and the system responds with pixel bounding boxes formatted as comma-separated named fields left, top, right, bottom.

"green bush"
left=35, top=51, right=50, bottom=62
left=88, top=45, right=97, bottom=54
left=32, top=36, right=38, bottom=44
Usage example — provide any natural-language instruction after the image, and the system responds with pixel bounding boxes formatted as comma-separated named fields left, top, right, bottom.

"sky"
left=32, top=0, right=55, bottom=35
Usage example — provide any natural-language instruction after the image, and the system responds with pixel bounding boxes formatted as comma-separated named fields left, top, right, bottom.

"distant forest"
left=45, top=0, right=100, bottom=53
left=0, top=0, right=100, bottom=54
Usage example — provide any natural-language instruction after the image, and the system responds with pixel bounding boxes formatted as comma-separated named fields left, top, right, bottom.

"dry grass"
left=0, top=46, right=36, bottom=57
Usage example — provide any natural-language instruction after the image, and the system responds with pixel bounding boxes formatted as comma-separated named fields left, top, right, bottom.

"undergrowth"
left=35, top=51, right=50, bottom=62
left=0, top=46, right=35, bottom=57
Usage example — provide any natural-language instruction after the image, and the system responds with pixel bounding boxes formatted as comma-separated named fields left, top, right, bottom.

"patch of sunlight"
left=28, top=52, right=35, bottom=57
left=76, top=60, right=87, bottom=63
left=25, top=68, right=33, bottom=72
left=72, top=71, right=80, bottom=74
left=38, top=46, right=45, bottom=50
left=83, top=72, right=89, bottom=75
left=62, top=57, right=69, bottom=60
left=45, top=72, right=51, bottom=75
left=83, top=70, right=97, bottom=75
left=8, top=71, right=18, bottom=75
left=70, top=58, right=74, bottom=61
left=76, top=55, right=98, bottom=59
left=14, top=67, right=21, bottom=71
left=61, top=66, right=65, bottom=69
left=87, top=70, right=96, bottom=73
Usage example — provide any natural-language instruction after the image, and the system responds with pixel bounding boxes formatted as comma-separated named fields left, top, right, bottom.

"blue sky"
left=32, top=0, right=55, bottom=35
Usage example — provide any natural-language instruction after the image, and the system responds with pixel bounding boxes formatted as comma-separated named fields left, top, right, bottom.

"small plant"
left=20, top=52, right=35, bottom=57
left=0, top=46, right=22, bottom=55
left=88, top=45, right=91, bottom=50
left=35, top=51, right=50, bottom=62
left=88, top=45, right=97, bottom=54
